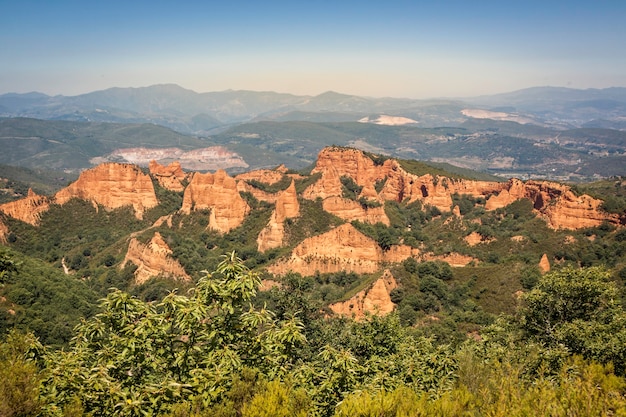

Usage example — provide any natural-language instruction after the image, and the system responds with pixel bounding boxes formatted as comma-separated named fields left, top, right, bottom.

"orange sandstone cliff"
left=329, top=269, right=398, bottom=320
left=267, top=223, right=417, bottom=276
left=0, top=189, right=50, bottom=226
left=236, top=164, right=289, bottom=185
left=122, top=232, right=191, bottom=285
left=305, top=147, right=618, bottom=230
left=181, top=170, right=250, bottom=233
left=55, top=163, right=158, bottom=219
left=322, top=196, right=389, bottom=225
left=485, top=179, right=615, bottom=229
left=539, top=253, right=551, bottom=274
left=257, top=181, right=300, bottom=252
left=149, top=160, right=187, bottom=192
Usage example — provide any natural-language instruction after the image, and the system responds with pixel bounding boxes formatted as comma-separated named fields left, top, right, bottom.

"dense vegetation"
left=1, top=254, right=626, bottom=416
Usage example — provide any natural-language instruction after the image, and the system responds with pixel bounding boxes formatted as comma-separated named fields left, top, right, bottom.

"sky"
left=1, top=0, right=625, bottom=99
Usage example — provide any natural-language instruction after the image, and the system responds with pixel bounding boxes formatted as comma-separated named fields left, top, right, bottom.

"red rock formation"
left=310, top=147, right=392, bottom=185
left=267, top=223, right=383, bottom=276
left=181, top=170, right=250, bottom=233
left=0, top=189, right=50, bottom=225
left=149, top=160, right=187, bottom=192
left=302, top=165, right=344, bottom=200
left=464, top=231, right=495, bottom=246
left=257, top=181, right=300, bottom=252
left=305, top=147, right=502, bottom=212
left=267, top=223, right=416, bottom=276
left=383, top=245, right=420, bottom=263
left=484, top=179, right=527, bottom=210
left=330, top=269, right=398, bottom=320
left=539, top=253, right=551, bottom=274
left=305, top=148, right=618, bottom=230
left=236, top=164, right=289, bottom=185
left=122, top=232, right=191, bottom=285
left=55, top=163, right=158, bottom=220
left=322, top=197, right=390, bottom=225
left=485, top=179, right=614, bottom=229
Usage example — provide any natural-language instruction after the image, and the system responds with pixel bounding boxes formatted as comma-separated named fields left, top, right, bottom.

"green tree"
left=519, top=266, right=626, bottom=374
left=0, top=249, right=19, bottom=284
left=39, top=253, right=306, bottom=415
left=0, top=330, right=43, bottom=417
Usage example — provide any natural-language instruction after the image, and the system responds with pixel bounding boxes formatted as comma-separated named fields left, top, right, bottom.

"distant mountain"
left=2, top=85, right=626, bottom=134
left=464, top=86, right=626, bottom=126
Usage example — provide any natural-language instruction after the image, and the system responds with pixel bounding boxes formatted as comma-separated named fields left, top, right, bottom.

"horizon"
left=2, top=1, right=626, bottom=99
left=3, top=83, right=626, bottom=101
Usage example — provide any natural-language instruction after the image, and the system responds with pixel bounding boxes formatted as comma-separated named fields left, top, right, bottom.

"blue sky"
left=1, top=0, right=625, bottom=98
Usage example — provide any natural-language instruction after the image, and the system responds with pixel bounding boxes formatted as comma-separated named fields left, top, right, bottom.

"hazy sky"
left=2, top=0, right=625, bottom=98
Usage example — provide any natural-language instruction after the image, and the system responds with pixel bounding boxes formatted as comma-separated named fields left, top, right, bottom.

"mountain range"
left=4, top=84, right=626, bottom=131
left=1, top=85, right=626, bottom=180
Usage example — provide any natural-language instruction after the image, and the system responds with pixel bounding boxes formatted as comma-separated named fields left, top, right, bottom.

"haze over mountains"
left=4, top=84, right=626, bottom=131
left=1, top=84, right=625, bottom=180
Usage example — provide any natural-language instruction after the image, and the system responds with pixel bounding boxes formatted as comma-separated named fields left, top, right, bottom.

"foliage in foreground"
left=2, top=258, right=626, bottom=416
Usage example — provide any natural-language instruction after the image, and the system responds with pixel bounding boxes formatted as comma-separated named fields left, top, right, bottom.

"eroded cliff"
left=485, top=179, right=615, bottom=229
left=305, top=147, right=616, bottom=230
left=267, top=223, right=417, bottom=276
left=122, top=232, right=191, bottom=285
left=257, top=181, right=300, bottom=252
left=181, top=170, right=250, bottom=233
left=0, top=189, right=50, bottom=226
left=55, top=163, right=158, bottom=219
left=149, top=160, right=187, bottom=192
left=329, top=269, right=398, bottom=320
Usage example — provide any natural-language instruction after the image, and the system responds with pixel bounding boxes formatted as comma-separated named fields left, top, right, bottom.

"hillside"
left=0, top=117, right=245, bottom=172
left=0, top=146, right=624, bottom=348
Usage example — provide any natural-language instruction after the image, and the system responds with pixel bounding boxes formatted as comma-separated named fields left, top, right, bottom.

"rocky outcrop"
left=122, top=232, right=191, bottom=285
left=330, top=269, right=398, bottom=320
left=322, top=197, right=389, bottom=225
left=485, top=179, right=614, bottom=229
left=181, top=170, right=250, bottom=233
left=422, top=252, right=477, bottom=267
left=149, top=160, right=187, bottom=192
left=302, top=165, right=344, bottom=201
left=0, top=189, right=50, bottom=225
left=304, top=147, right=502, bottom=212
left=464, top=231, right=495, bottom=246
left=306, top=148, right=617, bottom=230
left=236, top=164, right=289, bottom=185
left=484, top=179, right=527, bottom=210
left=55, top=163, right=158, bottom=219
left=257, top=181, right=300, bottom=252
left=267, top=223, right=383, bottom=276
left=539, top=254, right=551, bottom=274
left=236, top=181, right=278, bottom=204
left=267, top=223, right=417, bottom=276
